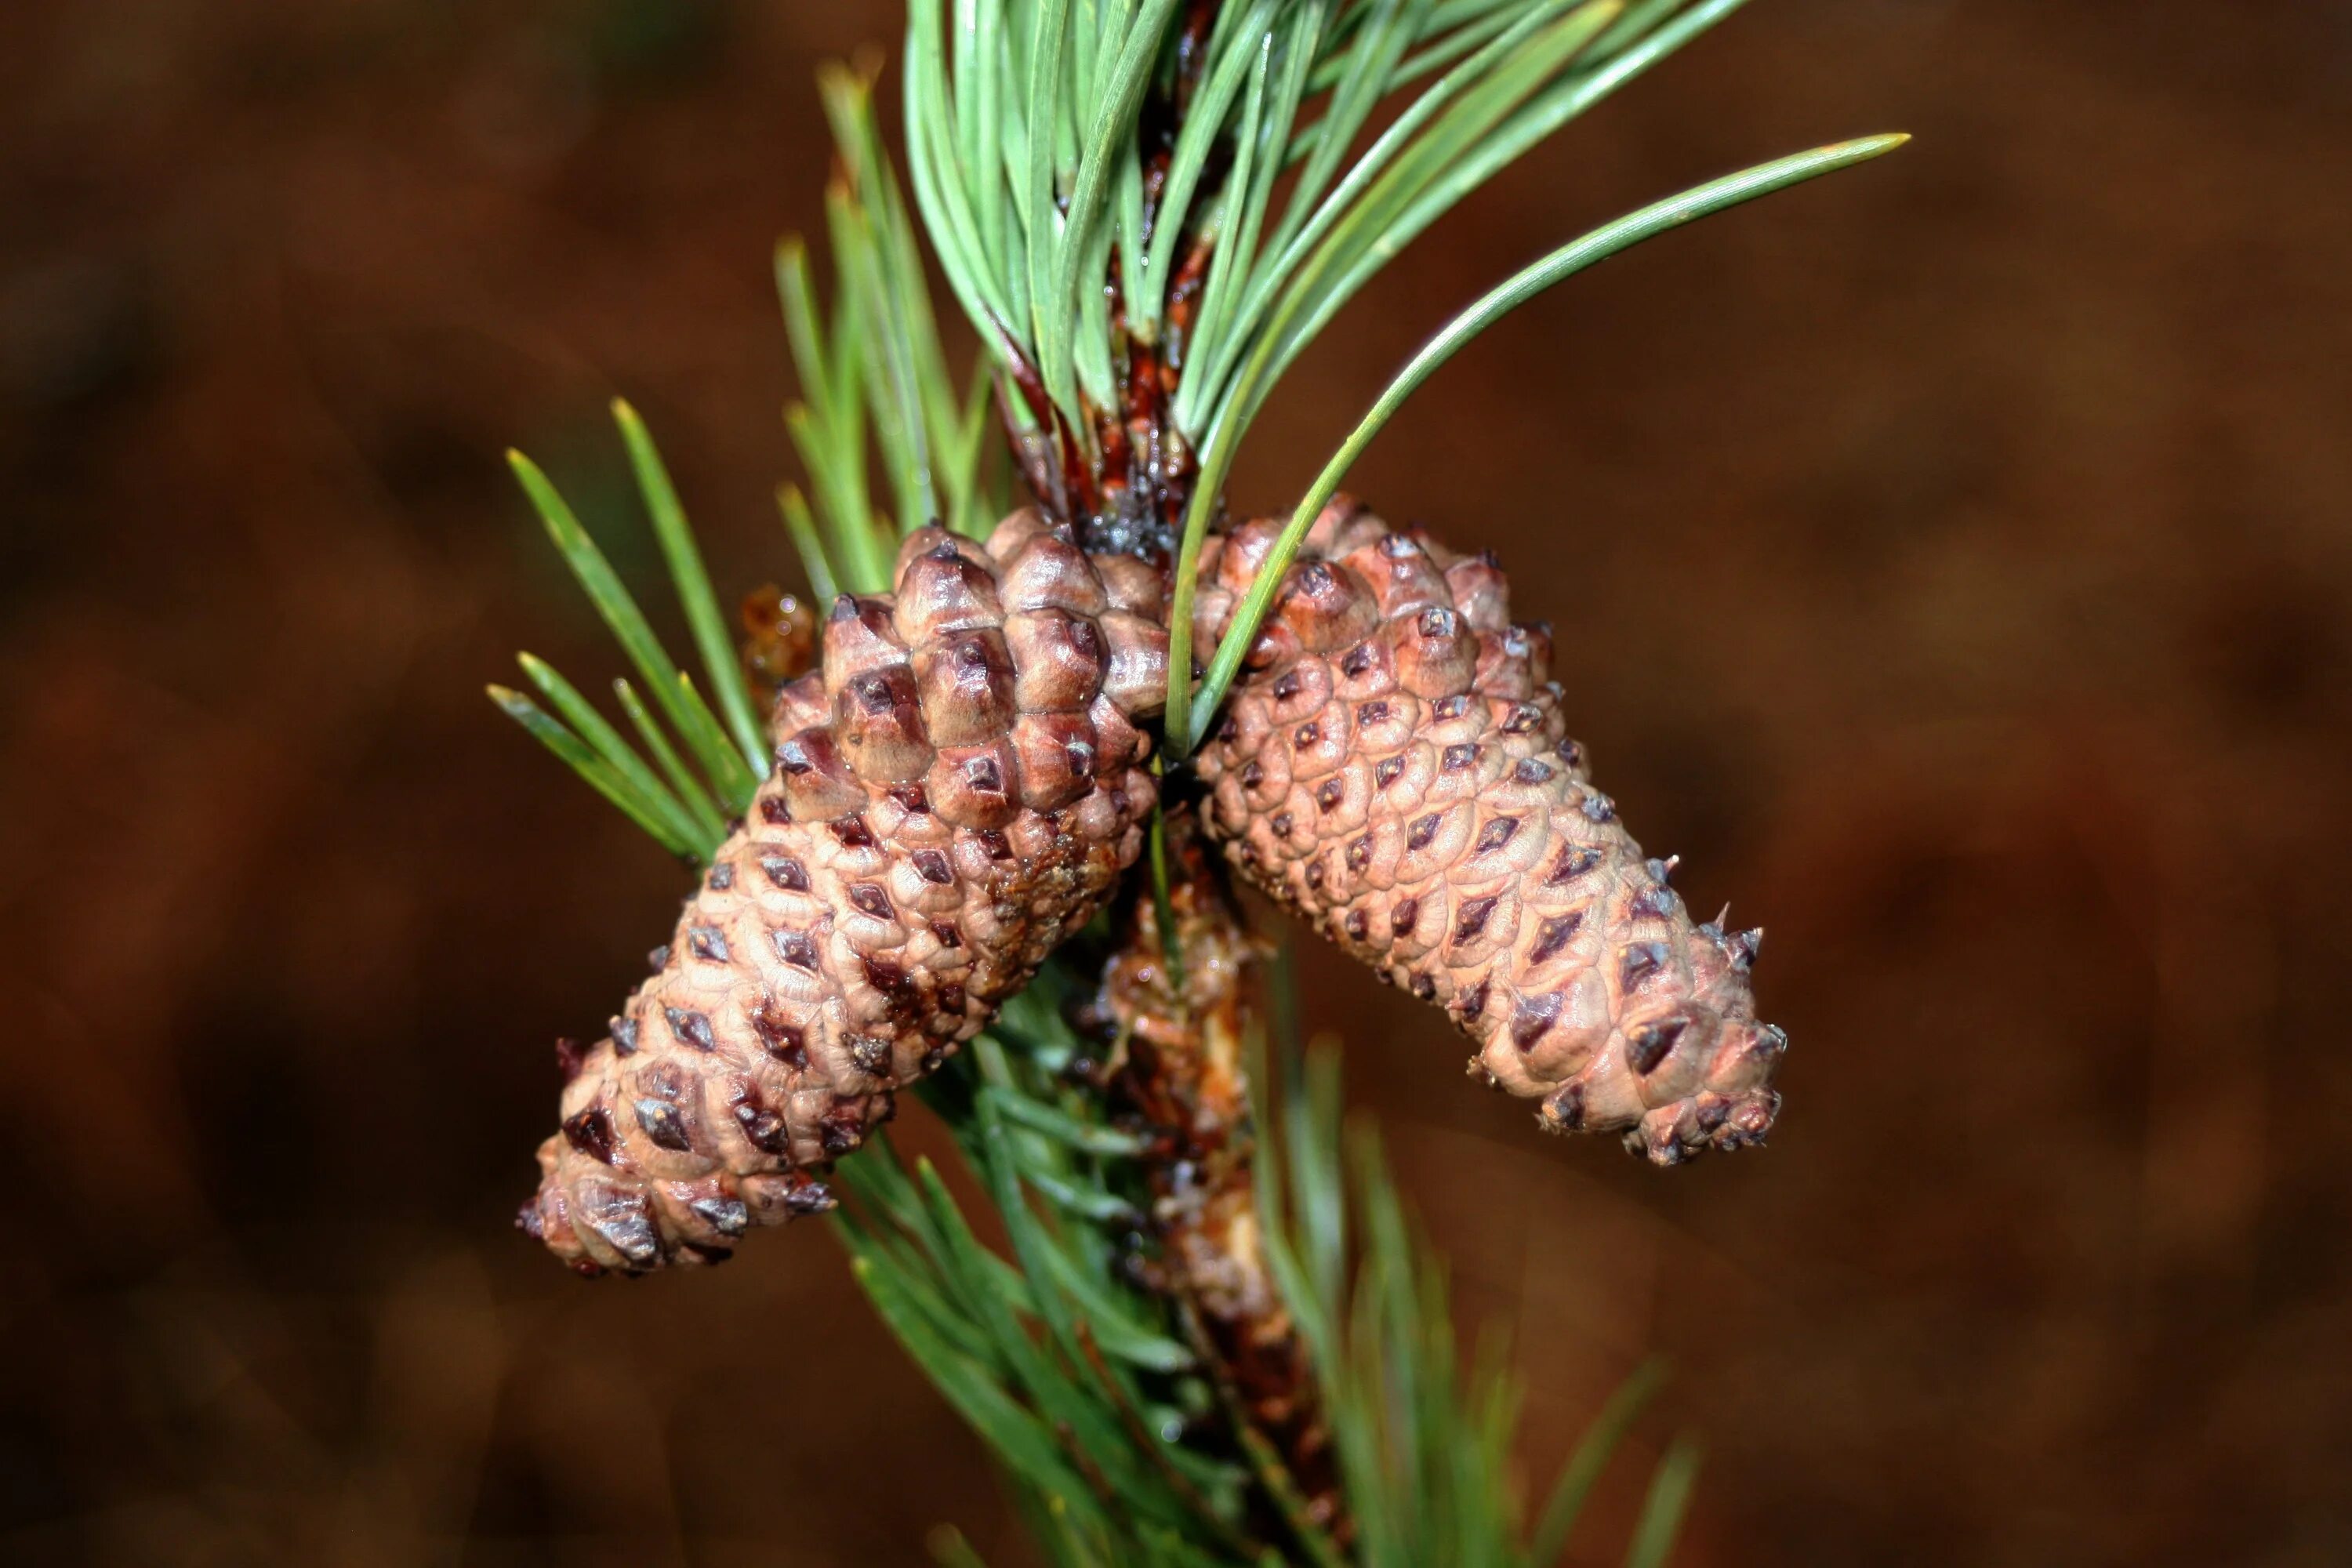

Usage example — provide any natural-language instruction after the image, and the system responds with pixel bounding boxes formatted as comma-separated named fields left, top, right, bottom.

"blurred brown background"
left=5, top=0, right=2350, bottom=1563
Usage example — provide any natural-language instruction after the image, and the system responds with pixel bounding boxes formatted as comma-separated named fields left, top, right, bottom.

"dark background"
left=6, top=1, right=2350, bottom=1563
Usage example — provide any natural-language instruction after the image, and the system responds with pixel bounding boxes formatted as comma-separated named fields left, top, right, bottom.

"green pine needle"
left=1167, top=131, right=1909, bottom=756
left=852, top=1252, right=1102, bottom=1508
left=485, top=684, right=699, bottom=860
left=516, top=652, right=715, bottom=852
left=506, top=448, right=762, bottom=804
left=927, top=1525, right=993, bottom=1568
left=1024, top=0, right=1078, bottom=422
left=1245, top=994, right=1700, bottom=1568
left=986, top=1085, right=1152, bottom=1157
left=1051, top=0, right=1184, bottom=374
left=1621, top=1437, right=1704, bottom=1568
left=901, top=0, right=1807, bottom=554
left=609, top=675, right=731, bottom=850
left=610, top=397, right=768, bottom=776
left=1527, top=1357, right=1670, bottom=1566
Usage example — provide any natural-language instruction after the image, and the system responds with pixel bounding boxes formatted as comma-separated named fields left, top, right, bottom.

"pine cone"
left=1088, top=811, right=1344, bottom=1540
left=521, top=512, right=1171, bottom=1273
left=1189, top=499, right=1784, bottom=1163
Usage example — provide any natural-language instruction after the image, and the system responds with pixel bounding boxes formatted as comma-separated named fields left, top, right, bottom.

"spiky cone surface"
left=1084, top=812, right=1345, bottom=1540
left=1188, top=499, right=1785, bottom=1163
left=521, top=513, right=1172, bottom=1273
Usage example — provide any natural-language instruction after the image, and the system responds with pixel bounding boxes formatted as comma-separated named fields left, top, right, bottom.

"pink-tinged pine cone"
left=1189, top=499, right=1784, bottom=1163
left=521, top=512, right=1170, bottom=1272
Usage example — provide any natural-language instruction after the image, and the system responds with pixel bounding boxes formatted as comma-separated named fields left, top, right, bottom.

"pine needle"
left=506, top=448, right=762, bottom=804
left=1622, top=1437, right=1704, bottom=1568
left=1173, top=132, right=1909, bottom=753
left=485, top=684, right=699, bottom=860
left=1527, top=1357, right=1671, bottom=1566
left=610, top=398, right=767, bottom=775
left=514, top=654, right=711, bottom=848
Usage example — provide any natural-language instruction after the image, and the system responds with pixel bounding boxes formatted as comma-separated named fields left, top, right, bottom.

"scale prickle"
left=1189, top=499, right=1785, bottom=1163
left=521, top=513, right=1170, bottom=1272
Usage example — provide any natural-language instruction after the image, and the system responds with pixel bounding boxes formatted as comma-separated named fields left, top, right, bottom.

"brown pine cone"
left=1189, top=499, right=1784, bottom=1164
left=521, top=512, right=1171, bottom=1273
left=1088, top=812, right=1344, bottom=1540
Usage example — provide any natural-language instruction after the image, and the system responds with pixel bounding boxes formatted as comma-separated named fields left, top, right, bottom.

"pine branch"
left=491, top=360, right=1702, bottom=1567
left=493, top=408, right=1705, bottom=1556
left=482, top=3, right=1899, bottom=1553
